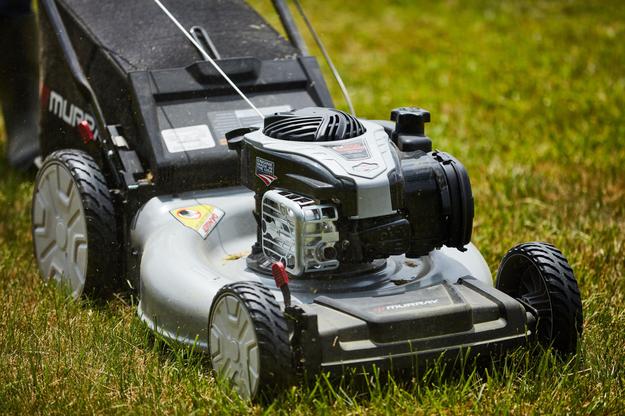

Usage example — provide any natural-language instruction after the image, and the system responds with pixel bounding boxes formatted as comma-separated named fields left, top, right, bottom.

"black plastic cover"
left=432, top=151, right=474, bottom=250
left=401, top=151, right=474, bottom=256
left=58, top=0, right=299, bottom=71
left=263, top=107, right=366, bottom=142
left=38, top=0, right=335, bottom=195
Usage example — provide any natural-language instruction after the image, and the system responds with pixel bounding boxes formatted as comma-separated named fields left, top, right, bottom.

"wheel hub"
left=209, top=294, right=259, bottom=398
left=55, top=219, right=68, bottom=250
left=32, top=162, right=88, bottom=297
left=227, top=337, right=241, bottom=362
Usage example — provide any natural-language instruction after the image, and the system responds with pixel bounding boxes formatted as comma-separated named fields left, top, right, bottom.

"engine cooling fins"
left=263, top=107, right=366, bottom=142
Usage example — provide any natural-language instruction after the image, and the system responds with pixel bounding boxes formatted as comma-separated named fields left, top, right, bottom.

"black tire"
left=32, top=149, right=120, bottom=298
left=208, top=281, right=293, bottom=399
left=496, top=242, right=583, bottom=354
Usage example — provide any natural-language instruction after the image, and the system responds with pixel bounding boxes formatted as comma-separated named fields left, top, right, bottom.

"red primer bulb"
left=271, top=261, right=289, bottom=288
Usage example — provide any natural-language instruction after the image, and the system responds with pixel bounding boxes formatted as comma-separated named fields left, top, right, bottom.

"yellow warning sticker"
left=170, top=205, right=224, bottom=239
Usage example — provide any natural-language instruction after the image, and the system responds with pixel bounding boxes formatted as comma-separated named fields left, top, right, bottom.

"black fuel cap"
left=390, top=107, right=432, bottom=152
left=390, top=107, right=431, bottom=137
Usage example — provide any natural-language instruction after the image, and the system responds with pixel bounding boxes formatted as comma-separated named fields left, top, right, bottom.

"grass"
left=1, top=0, right=625, bottom=413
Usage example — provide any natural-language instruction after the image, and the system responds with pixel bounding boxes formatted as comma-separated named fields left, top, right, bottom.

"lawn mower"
left=31, top=0, right=583, bottom=399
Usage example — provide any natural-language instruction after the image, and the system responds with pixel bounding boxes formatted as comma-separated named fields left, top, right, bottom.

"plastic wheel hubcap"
left=55, top=220, right=68, bottom=249
left=209, top=294, right=260, bottom=399
left=32, top=163, right=88, bottom=298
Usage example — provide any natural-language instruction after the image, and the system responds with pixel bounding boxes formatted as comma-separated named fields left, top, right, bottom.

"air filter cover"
left=263, top=107, right=366, bottom=142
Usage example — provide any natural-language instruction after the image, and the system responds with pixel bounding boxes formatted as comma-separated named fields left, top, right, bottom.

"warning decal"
left=170, top=205, right=224, bottom=239
left=327, top=139, right=370, bottom=160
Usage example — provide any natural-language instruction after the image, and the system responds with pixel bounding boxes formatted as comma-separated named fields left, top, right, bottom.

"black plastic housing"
left=401, top=151, right=474, bottom=257
left=263, top=107, right=366, bottom=141
left=340, top=150, right=474, bottom=262
left=238, top=143, right=404, bottom=219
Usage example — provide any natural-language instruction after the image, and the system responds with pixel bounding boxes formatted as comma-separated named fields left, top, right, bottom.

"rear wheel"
left=208, top=282, right=293, bottom=400
left=496, top=242, right=583, bottom=354
left=32, top=150, right=119, bottom=298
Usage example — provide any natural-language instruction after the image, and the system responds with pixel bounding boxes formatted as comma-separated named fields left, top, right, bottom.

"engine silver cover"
left=244, top=120, right=397, bottom=219
left=261, top=189, right=339, bottom=276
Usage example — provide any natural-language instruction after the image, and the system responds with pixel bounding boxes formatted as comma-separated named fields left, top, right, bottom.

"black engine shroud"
left=333, top=150, right=474, bottom=262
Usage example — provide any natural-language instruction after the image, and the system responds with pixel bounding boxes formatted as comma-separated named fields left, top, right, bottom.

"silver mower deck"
left=131, top=187, right=531, bottom=370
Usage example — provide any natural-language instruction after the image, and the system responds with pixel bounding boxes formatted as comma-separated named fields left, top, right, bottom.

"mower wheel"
left=208, top=281, right=293, bottom=399
left=496, top=242, right=583, bottom=354
left=32, top=150, right=119, bottom=298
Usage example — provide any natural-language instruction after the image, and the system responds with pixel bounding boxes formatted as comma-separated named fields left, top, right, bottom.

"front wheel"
left=208, top=282, right=293, bottom=400
left=496, top=242, right=583, bottom=354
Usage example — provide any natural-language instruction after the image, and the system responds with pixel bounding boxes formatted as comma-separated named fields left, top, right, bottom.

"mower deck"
left=131, top=187, right=532, bottom=370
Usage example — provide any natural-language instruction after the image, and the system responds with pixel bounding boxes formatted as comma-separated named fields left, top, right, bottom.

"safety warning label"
left=170, top=205, right=224, bottom=239
left=161, top=124, right=215, bottom=153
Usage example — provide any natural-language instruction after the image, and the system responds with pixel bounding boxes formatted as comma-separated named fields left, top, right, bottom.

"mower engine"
left=228, top=107, right=473, bottom=277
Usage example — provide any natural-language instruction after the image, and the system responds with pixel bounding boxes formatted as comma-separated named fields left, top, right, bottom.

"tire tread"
left=497, top=242, right=583, bottom=354
left=209, top=281, right=293, bottom=398
left=36, top=150, right=120, bottom=297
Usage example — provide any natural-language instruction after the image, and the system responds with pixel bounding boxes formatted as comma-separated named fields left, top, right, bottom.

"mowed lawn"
left=1, top=0, right=624, bottom=414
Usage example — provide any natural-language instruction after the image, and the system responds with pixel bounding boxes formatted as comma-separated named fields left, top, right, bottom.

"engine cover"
left=237, top=108, right=401, bottom=220
left=229, top=107, right=474, bottom=277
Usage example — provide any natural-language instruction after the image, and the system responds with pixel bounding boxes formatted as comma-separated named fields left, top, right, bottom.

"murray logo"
left=256, top=157, right=277, bottom=186
left=373, top=298, right=439, bottom=313
left=45, top=88, right=99, bottom=139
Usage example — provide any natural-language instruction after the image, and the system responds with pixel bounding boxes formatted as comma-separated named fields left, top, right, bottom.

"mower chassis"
left=131, top=187, right=532, bottom=372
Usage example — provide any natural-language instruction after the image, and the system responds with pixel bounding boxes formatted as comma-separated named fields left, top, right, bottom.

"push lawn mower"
left=31, top=0, right=583, bottom=399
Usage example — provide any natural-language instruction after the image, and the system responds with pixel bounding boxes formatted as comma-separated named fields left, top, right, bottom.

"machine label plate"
left=170, top=205, right=224, bottom=239
left=161, top=125, right=215, bottom=153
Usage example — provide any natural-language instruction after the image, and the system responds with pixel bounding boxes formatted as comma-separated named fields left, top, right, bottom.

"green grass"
left=2, top=0, right=625, bottom=413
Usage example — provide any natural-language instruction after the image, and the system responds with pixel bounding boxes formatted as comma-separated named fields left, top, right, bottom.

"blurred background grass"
left=1, top=0, right=624, bottom=414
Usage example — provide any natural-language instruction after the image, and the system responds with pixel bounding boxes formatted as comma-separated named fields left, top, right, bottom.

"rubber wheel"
left=496, top=242, right=583, bottom=354
left=208, top=282, right=293, bottom=399
left=32, top=149, right=119, bottom=298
